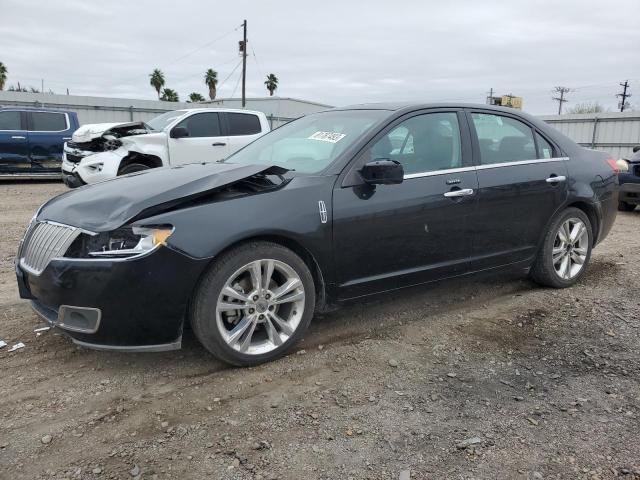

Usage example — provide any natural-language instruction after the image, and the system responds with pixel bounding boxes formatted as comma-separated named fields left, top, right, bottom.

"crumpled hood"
left=38, top=162, right=286, bottom=232
left=72, top=121, right=146, bottom=143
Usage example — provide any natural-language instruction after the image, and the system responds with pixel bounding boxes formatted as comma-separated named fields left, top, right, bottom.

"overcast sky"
left=2, top=0, right=639, bottom=114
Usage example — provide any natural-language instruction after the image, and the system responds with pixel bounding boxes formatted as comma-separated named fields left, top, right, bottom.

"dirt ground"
left=0, top=182, right=639, bottom=480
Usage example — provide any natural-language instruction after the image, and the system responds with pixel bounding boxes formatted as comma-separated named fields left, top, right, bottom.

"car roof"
left=333, top=102, right=526, bottom=115
left=0, top=106, right=72, bottom=114
left=180, top=107, right=266, bottom=116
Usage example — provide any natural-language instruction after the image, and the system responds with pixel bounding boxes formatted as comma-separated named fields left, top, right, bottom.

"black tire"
left=190, top=241, right=316, bottom=367
left=618, top=201, right=636, bottom=212
left=529, top=207, right=593, bottom=288
left=118, top=162, right=150, bottom=175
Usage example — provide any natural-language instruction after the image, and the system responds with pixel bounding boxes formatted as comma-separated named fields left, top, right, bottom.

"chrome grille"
left=20, top=222, right=80, bottom=275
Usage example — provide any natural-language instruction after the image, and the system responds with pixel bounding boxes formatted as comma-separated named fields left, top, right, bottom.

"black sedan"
left=15, top=103, right=618, bottom=366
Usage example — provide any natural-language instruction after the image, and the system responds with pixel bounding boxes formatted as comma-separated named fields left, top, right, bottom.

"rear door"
left=27, top=111, right=71, bottom=172
left=0, top=110, right=30, bottom=174
left=168, top=112, right=229, bottom=164
left=223, top=112, right=264, bottom=155
left=466, top=110, right=568, bottom=269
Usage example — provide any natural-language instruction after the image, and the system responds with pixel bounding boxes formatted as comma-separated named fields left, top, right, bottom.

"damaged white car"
left=61, top=108, right=270, bottom=188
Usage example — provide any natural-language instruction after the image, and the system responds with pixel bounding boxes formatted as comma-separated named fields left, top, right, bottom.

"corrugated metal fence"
left=540, top=112, right=640, bottom=159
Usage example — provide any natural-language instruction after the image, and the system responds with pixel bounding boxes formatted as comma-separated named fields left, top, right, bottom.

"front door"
left=466, top=110, right=569, bottom=269
left=333, top=110, right=478, bottom=299
left=168, top=112, right=229, bottom=165
left=0, top=110, right=29, bottom=174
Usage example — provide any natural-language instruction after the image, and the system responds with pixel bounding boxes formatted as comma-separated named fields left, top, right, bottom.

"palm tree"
left=0, top=62, right=7, bottom=91
left=204, top=69, right=218, bottom=100
left=149, top=69, right=165, bottom=99
left=264, top=73, right=278, bottom=96
left=188, top=92, right=206, bottom=103
left=160, top=88, right=179, bottom=102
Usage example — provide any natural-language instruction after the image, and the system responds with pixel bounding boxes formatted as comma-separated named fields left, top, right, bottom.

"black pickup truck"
left=619, top=146, right=640, bottom=211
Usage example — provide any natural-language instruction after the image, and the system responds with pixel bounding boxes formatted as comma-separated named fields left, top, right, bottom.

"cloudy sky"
left=2, top=0, right=639, bottom=114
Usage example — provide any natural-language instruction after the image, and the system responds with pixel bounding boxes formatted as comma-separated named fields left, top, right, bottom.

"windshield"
left=146, top=110, right=188, bottom=130
left=224, top=110, right=387, bottom=173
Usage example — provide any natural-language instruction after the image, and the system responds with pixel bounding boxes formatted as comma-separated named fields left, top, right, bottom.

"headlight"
left=616, top=159, right=630, bottom=173
left=66, top=225, right=174, bottom=259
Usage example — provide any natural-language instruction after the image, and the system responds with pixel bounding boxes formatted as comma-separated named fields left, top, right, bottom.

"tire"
left=118, top=162, right=150, bottom=175
left=529, top=207, right=593, bottom=288
left=618, top=201, right=636, bottom=212
left=190, top=241, right=316, bottom=366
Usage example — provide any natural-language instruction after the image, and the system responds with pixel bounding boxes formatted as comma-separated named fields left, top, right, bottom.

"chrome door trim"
left=403, top=157, right=569, bottom=180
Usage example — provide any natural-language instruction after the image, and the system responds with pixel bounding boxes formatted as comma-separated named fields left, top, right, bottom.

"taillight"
left=606, top=158, right=620, bottom=175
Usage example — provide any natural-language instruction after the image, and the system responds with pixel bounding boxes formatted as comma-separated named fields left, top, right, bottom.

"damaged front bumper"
left=62, top=144, right=125, bottom=187
left=16, top=246, right=210, bottom=351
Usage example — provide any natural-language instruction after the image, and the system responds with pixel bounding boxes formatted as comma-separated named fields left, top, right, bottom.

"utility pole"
left=617, top=80, right=631, bottom=112
left=486, top=87, right=494, bottom=105
left=552, top=86, right=571, bottom=115
left=241, top=19, right=247, bottom=108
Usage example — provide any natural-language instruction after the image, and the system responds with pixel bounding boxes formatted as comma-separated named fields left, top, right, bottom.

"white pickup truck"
left=61, top=108, right=270, bottom=187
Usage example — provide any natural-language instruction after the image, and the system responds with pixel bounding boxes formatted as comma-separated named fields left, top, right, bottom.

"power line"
left=616, top=80, right=632, bottom=112
left=552, top=86, right=572, bottom=114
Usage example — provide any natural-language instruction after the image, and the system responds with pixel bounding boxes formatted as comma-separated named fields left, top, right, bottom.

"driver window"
left=365, top=112, right=462, bottom=175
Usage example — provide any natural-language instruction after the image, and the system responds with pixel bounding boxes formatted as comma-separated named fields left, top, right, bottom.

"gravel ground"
left=0, top=182, right=639, bottom=480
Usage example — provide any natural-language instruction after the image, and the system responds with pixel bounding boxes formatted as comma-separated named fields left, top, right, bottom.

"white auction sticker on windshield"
left=308, top=131, right=346, bottom=143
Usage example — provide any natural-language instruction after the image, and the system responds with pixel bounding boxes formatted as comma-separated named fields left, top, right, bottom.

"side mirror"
left=170, top=126, right=189, bottom=139
left=360, top=159, right=404, bottom=185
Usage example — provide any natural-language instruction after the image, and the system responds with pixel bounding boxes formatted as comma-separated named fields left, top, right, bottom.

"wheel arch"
left=188, top=234, right=328, bottom=315
left=565, top=200, right=601, bottom=244
left=118, top=152, right=163, bottom=173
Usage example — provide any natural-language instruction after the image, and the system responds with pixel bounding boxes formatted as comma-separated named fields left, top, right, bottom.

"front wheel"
left=530, top=207, right=593, bottom=288
left=190, top=242, right=316, bottom=366
left=118, top=162, right=150, bottom=175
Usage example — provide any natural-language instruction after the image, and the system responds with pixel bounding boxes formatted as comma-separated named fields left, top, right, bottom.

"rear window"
left=30, top=112, right=67, bottom=131
left=0, top=111, right=22, bottom=130
left=227, top=113, right=261, bottom=136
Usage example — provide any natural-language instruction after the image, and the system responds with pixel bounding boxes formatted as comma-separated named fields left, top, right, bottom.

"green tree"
left=264, top=73, right=278, bottom=96
left=188, top=92, right=205, bottom=103
left=160, top=88, right=179, bottom=102
left=149, top=68, right=165, bottom=99
left=204, top=69, right=218, bottom=100
left=0, top=62, right=7, bottom=91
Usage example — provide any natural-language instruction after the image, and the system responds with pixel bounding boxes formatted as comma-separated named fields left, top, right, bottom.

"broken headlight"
left=66, top=226, right=173, bottom=259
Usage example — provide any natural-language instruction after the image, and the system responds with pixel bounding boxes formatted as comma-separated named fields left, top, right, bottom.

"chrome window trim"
left=475, top=157, right=568, bottom=171
left=402, top=157, right=569, bottom=180
left=404, top=166, right=475, bottom=179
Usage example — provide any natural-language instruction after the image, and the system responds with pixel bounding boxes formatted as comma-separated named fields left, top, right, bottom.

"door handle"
left=212, top=142, right=227, bottom=147
left=443, top=188, right=474, bottom=198
left=545, top=175, right=566, bottom=184
left=11, top=135, right=26, bottom=140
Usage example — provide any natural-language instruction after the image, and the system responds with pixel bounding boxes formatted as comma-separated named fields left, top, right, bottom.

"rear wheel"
left=618, top=201, right=636, bottom=212
left=190, top=242, right=315, bottom=366
left=118, top=162, right=150, bottom=175
left=530, top=207, right=592, bottom=288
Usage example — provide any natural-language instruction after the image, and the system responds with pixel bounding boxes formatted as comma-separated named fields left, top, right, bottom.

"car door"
left=223, top=112, right=265, bottom=155
left=333, top=110, right=479, bottom=299
left=167, top=112, right=229, bottom=164
left=27, top=111, right=71, bottom=172
left=0, top=110, right=30, bottom=174
left=466, top=110, right=569, bottom=269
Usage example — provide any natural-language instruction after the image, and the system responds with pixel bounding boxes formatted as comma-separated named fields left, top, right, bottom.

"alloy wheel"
left=215, top=259, right=306, bottom=355
left=552, top=217, right=588, bottom=280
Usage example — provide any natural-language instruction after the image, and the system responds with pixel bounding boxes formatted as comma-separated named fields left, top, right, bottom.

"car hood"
left=38, top=162, right=287, bottom=232
left=71, top=121, right=147, bottom=143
